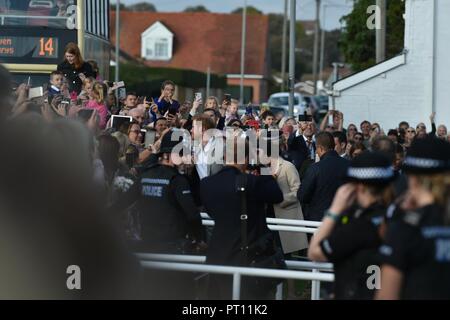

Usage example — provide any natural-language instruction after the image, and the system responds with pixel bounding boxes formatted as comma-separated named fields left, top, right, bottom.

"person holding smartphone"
left=308, top=151, right=396, bottom=299
left=153, top=80, right=180, bottom=117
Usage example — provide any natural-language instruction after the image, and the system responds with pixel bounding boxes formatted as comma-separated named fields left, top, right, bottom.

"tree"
left=127, top=2, right=157, bottom=12
left=184, top=5, right=210, bottom=13
left=110, top=2, right=126, bottom=11
left=231, top=6, right=263, bottom=15
left=339, top=0, right=405, bottom=72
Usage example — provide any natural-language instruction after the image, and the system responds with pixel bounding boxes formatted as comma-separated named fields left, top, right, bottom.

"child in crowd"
left=47, top=71, right=64, bottom=98
left=86, top=82, right=108, bottom=129
left=225, top=99, right=239, bottom=125
left=78, top=77, right=95, bottom=103
left=261, top=110, right=275, bottom=129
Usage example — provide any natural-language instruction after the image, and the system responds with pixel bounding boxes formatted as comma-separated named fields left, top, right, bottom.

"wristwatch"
left=325, top=210, right=340, bottom=222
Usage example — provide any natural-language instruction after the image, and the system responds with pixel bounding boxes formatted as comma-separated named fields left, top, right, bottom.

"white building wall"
left=434, top=0, right=450, bottom=126
left=334, top=0, right=450, bottom=130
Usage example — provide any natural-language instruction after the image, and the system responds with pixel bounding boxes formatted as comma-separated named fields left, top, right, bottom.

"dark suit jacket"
left=200, top=166, right=283, bottom=266
left=297, top=150, right=349, bottom=221
left=288, top=134, right=316, bottom=171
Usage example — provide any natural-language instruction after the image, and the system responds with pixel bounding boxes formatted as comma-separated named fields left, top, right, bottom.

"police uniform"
left=319, top=152, right=396, bottom=299
left=379, top=137, right=450, bottom=299
left=137, top=130, right=202, bottom=253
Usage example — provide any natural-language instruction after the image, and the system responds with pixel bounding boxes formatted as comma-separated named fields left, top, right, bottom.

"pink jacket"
left=86, top=100, right=108, bottom=129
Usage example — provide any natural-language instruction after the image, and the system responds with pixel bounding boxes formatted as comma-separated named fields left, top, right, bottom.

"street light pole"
left=376, top=0, right=386, bottom=63
left=288, top=0, right=296, bottom=117
left=312, top=0, right=321, bottom=95
left=239, top=0, right=247, bottom=105
left=319, top=4, right=326, bottom=83
left=115, top=0, right=120, bottom=107
left=281, top=0, right=288, bottom=92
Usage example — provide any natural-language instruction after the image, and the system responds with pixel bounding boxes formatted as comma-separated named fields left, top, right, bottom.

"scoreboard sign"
left=0, top=36, right=59, bottom=59
left=0, top=28, right=77, bottom=65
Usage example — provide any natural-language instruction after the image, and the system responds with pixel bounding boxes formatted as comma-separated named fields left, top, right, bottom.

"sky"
left=120, top=0, right=354, bottom=31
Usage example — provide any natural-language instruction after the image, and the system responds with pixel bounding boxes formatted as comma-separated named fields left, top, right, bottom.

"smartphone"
left=144, top=129, right=156, bottom=148
left=298, top=114, right=313, bottom=122
left=78, top=109, right=95, bottom=122
left=245, top=103, right=253, bottom=115
left=195, top=92, right=202, bottom=102
left=168, top=105, right=178, bottom=116
left=224, top=94, right=231, bottom=105
left=126, top=152, right=137, bottom=169
left=110, top=115, right=132, bottom=130
left=27, top=76, right=31, bottom=87
left=115, top=81, right=125, bottom=88
left=28, top=86, right=44, bottom=99
left=118, top=87, right=126, bottom=100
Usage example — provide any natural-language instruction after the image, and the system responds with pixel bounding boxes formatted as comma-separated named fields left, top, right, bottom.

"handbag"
left=236, top=173, right=286, bottom=297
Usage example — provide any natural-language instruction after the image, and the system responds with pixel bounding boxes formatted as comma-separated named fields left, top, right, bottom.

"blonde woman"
left=269, top=139, right=308, bottom=298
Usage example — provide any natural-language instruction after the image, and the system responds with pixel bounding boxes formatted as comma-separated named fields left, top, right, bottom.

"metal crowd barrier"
left=137, top=253, right=334, bottom=300
left=200, top=212, right=321, bottom=234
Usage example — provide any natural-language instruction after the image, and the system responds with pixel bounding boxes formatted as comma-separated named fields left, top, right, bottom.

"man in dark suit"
left=297, top=132, right=349, bottom=221
left=288, top=120, right=316, bottom=177
left=200, top=139, right=283, bottom=299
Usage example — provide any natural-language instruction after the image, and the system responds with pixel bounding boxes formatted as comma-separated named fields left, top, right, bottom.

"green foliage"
left=231, top=6, right=263, bottom=15
left=127, top=2, right=157, bottom=12
left=110, top=63, right=227, bottom=96
left=340, top=0, right=405, bottom=72
left=184, top=5, right=210, bottom=13
left=110, top=2, right=157, bottom=12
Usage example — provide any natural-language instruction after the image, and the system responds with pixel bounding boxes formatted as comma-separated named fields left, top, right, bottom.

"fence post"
left=232, top=273, right=241, bottom=300
left=276, top=283, right=283, bottom=300
left=311, top=268, right=320, bottom=300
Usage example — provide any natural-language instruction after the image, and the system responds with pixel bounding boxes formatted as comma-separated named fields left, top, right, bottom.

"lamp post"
left=239, top=0, right=247, bottom=104
left=288, top=0, right=296, bottom=116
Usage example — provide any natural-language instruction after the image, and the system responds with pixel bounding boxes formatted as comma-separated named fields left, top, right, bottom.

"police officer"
left=200, top=137, right=284, bottom=299
left=377, top=137, right=450, bottom=299
left=137, top=128, right=203, bottom=253
left=308, top=151, right=396, bottom=299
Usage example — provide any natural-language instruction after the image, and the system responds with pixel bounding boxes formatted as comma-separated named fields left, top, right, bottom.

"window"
left=141, top=21, right=173, bottom=61
left=154, top=39, right=168, bottom=58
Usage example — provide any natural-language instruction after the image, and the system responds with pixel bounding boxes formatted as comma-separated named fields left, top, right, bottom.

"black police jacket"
left=320, top=203, right=386, bottom=300
left=200, top=166, right=283, bottom=266
left=137, top=164, right=202, bottom=252
left=380, top=204, right=450, bottom=299
left=57, top=60, right=95, bottom=94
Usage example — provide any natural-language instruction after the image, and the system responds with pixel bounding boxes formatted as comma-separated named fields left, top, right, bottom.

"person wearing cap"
left=308, top=151, right=396, bottom=299
left=377, top=137, right=450, bottom=300
left=136, top=128, right=203, bottom=253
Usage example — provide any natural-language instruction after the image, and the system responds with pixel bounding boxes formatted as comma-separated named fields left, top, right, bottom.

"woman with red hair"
left=57, top=42, right=95, bottom=95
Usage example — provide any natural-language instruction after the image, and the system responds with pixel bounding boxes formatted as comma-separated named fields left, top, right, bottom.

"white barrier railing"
left=140, top=260, right=334, bottom=300
left=137, top=253, right=334, bottom=300
left=200, top=212, right=321, bottom=234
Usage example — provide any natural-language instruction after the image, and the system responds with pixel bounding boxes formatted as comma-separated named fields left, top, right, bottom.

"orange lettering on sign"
left=39, top=38, right=55, bottom=56
left=0, top=38, right=12, bottom=46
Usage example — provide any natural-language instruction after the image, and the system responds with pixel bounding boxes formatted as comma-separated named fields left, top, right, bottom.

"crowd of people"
left=0, top=41, right=449, bottom=300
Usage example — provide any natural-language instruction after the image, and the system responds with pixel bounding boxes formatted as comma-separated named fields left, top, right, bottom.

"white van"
left=267, top=92, right=306, bottom=117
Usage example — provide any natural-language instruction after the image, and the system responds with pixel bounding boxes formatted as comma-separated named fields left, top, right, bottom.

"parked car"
left=268, top=92, right=306, bottom=117
left=313, top=95, right=329, bottom=115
